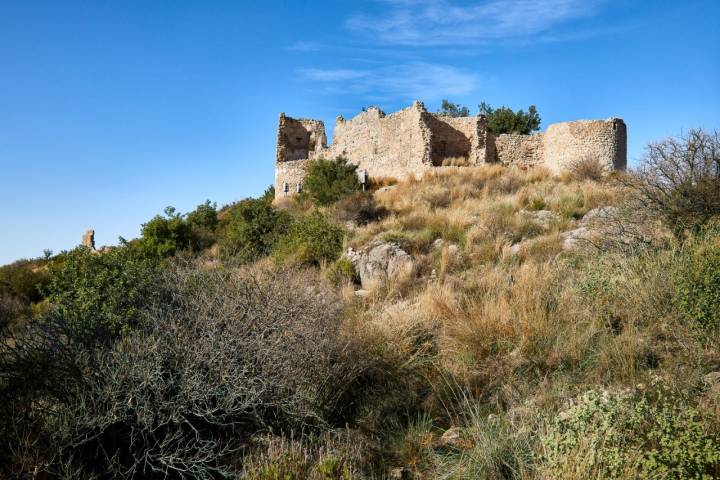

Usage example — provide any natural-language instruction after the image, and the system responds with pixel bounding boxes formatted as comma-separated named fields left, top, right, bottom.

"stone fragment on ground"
left=520, top=209, right=560, bottom=229
left=346, top=241, right=415, bottom=289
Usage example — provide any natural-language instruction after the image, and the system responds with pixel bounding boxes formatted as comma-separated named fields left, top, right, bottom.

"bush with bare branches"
left=0, top=265, right=396, bottom=478
left=568, top=155, right=605, bottom=181
left=626, top=129, right=720, bottom=236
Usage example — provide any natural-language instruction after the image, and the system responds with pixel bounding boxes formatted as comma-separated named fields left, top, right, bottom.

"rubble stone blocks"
left=275, top=101, right=626, bottom=199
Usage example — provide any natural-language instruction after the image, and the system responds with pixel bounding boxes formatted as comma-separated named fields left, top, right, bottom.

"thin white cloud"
left=346, top=0, right=604, bottom=46
left=298, top=62, right=478, bottom=102
left=287, top=41, right=324, bottom=52
left=299, top=68, right=370, bottom=81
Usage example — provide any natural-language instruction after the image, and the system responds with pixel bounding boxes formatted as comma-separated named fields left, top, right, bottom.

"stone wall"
left=543, top=119, right=627, bottom=174
left=494, top=133, right=544, bottom=167
left=326, top=103, right=431, bottom=180
left=274, top=102, right=626, bottom=199
left=276, top=114, right=326, bottom=163
left=275, top=158, right=310, bottom=198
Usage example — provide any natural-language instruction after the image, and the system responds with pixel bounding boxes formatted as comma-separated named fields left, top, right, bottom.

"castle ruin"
left=275, top=101, right=626, bottom=199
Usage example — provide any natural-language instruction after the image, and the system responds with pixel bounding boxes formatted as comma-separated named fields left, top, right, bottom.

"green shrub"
left=219, top=197, right=291, bottom=262
left=46, top=246, right=163, bottom=339
left=186, top=200, right=218, bottom=251
left=0, top=293, right=26, bottom=330
left=303, top=157, right=360, bottom=206
left=326, top=258, right=358, bottom=286
left=139, top=206, right=192, bottom=258
left=331, top=191, right=388, bottom=226
left=1, top=267, right=385, bottom=478
left=676, top=233, right=720, bottom=330
left=540, top=386, right=720, bottom=479
left=241, top=435, right=359, bottom=480
left=0, top=258, right=51, bottom=304
left=274, top=212, right=344, bottom=266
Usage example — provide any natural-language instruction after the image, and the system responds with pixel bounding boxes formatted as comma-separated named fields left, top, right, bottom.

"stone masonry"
left=275, top=101, right=626, bottom=199
left=82, top=229, right=95, bottom=250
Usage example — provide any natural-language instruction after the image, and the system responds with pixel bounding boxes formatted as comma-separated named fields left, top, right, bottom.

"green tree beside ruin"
left=437, top=99, right=470, bottom=117
left=479, top=101, right=541, bottom=135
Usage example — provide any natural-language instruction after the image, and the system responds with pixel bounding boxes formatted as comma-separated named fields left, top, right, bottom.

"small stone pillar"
left=82, top=229, right=95, bottom=250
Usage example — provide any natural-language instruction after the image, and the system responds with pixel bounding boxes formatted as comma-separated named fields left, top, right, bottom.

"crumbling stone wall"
left=327, top=103, right=431, bottom=179
left=275, top=158, right=311, bottom=198
left=82, top=229, right=95, bottom=250
left=276, top=115, right=326, bottom=163
left=543, top=119, right=627, bottom=174
left=494, top=134, right=544, bottom=167
left=275, top=102, right=626, bottom=199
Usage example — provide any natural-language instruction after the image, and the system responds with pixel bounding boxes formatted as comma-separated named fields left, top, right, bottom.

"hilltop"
left=1, top=129, right=720, bottom=479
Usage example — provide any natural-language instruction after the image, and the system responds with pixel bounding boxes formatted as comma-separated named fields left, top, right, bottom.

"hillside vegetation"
left=1, top=130, right=720, bottom=479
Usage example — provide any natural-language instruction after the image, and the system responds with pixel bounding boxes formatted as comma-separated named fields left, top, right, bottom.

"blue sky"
left=1, top=0, right=718, bottom=264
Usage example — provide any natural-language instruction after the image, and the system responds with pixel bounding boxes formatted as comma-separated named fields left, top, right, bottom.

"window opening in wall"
left=283, top=182, right=289, bottom=195
left=357, top=169, right=368, bottom=191
left=296, top=182, right=302, bottom=193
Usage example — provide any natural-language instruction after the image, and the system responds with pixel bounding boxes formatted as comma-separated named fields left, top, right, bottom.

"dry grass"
left=329, top=164, right=720, bottom=478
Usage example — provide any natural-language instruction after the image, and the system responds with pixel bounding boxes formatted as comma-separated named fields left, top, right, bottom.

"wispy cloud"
left=299, top=68, right=370, bottom=82
left=346, top=0, right=604, bottom=46
left=287, top=41, right=324, bottom=52
left=298, top=62, right=478, bottom=102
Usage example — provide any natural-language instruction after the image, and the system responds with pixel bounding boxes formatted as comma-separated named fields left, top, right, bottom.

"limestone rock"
left=580, top=206, right=618, bottom=226
left=439, top=427, right=464, bottom=448
left=562, top=206, right=652, bottom=251
left=347, top=242, right=414, bottom=289
left=521, top=209, right=560, bottom=229
left=561, top=226, right=591, bottom=250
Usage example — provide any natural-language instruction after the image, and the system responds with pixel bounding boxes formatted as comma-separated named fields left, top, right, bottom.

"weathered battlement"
left=274, top=101, right=626, bottom=199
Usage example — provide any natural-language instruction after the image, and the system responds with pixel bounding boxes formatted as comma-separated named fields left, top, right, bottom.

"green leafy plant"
left=540, top=386, right=720, bottom=479
left=219, top=197, right=291, bottom=262
left=46, top=245, right=163, bottom=338
left=139, top=206, right=192, bottom=258
left=274, top=212, right=344, bottom=266
left=675, top=230, right=720, bottom=330
left=0, top=258, right=51, bottom=304
left=326, top=258, right=358, bottom=286
left=302, top=157, right=360, bottom=206
left=437, top=99, right=470, bottom=117
left=479, top=101, right=541, bottom=135
left=186, top=200, right=218, bottom=251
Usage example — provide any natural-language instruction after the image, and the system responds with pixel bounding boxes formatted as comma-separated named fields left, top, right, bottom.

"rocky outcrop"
left=346, top=242, right=415, bottom=289
left=521, top=209, right=560, bottom=229
left=561, top=206, right=653, bottom=251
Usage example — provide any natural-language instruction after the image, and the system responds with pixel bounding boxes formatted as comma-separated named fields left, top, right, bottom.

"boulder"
left=347, top=242, right=414, bottom=289
left=521, top=209, right=560, bottom=229
left=560, top=226, right=591, bottom=250
left=438, top=427, right=464, bottom=449
left=562, top=206, right=652, bottom=251
left=579, top=206, right=619, bottom=226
